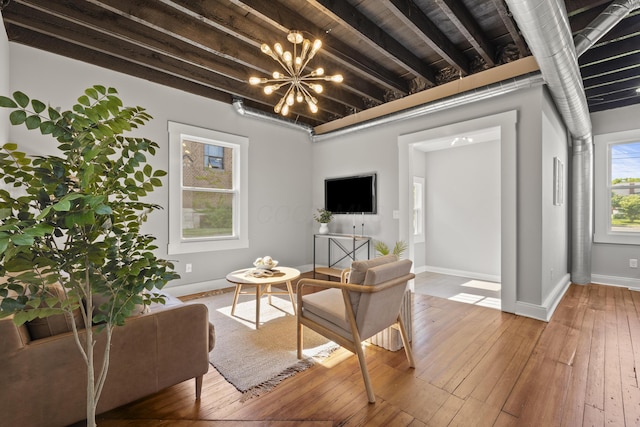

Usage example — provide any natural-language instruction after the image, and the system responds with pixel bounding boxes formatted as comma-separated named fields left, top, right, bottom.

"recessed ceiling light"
left=636, top=88, right=640, bottom=93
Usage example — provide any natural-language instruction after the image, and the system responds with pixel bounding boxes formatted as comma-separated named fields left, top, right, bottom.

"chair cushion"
left=357, top=259, right=413, bottom=339
left=347, top=254, right=398, bottom=310
left=301, top=288, right=351, bottom=332
left=348, top=254, right=398, bottom=284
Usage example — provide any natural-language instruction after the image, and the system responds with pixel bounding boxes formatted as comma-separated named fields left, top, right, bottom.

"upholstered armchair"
left=296, top=255, right=415, bottom=403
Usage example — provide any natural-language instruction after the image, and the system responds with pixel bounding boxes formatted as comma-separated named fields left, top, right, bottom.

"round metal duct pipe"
left=505, top=0, right=594, bottom=284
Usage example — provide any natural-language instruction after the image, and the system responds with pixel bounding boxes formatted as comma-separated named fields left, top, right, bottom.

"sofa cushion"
left=26, top=283, right=84, bottom=340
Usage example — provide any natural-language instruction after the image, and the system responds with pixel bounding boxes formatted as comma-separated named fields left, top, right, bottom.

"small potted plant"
left=314, top=208, right=333, bottom=234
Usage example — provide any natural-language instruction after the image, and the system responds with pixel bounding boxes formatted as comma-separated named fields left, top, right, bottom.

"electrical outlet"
left=630, top=259, right=637, bottom=268
left=185, top=263, right=193, bottom=273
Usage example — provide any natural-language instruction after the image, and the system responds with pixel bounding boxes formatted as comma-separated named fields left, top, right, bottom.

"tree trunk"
left=86, top=304, right=97, bottom=427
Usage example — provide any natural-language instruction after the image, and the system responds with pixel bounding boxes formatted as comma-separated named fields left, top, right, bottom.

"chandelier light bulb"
left=260, top=44, right=271, bottom=55
left=274, top=97, right=285, bottom=114
left=286, top=91, right=295, bottom=106
left=308, top=100, right=318, bottom=113
left=272, top=71, right=284, bottom=79
left=301, top=39, right=311, bottom=58
left=311, top=84, right=323, bottom=94
left=296, top=91, right=304, bottom=103
left=264, top=85, right=275, bottom=95
left=329, top=74, right=343, bottom=83
left=283, top=51, right=293, bottom=66
left=249, top=77, right=265, bottom=85
left=312, top=68, right=324, bottom=76
left=274, top=43, right=284, bottom=56
left=282, top=103, right=290, bottom=116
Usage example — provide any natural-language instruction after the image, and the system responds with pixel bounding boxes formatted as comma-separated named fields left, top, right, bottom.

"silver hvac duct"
left=505, top=0, right=593, bottom=284
left=574, top=0, right=640, bottom=57
left=232, top=98, right=315, bottom=136
left=233, top=73, right=545, bottom=142
left=506, top=0, right=640, bottom=285
left=312, top=73, right=544, bottom=142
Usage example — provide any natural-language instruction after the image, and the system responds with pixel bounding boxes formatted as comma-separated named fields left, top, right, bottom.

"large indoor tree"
left=0, top=86, right=179, bottom=426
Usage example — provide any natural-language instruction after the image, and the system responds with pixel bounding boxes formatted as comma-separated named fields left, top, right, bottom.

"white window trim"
left=167, top=121, right=249, bottom=254
left=594, top=128, right=640, bottom=245
left=413, top=176, right=425, bottom=243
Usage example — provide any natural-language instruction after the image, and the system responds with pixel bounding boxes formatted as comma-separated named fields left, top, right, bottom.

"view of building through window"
left=610, top=141, right=640, bottom=232
left=182, top=139, right=234, bottom=238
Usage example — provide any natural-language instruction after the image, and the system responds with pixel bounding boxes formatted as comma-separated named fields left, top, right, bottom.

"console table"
left=313, top=234, right=371, bottom=279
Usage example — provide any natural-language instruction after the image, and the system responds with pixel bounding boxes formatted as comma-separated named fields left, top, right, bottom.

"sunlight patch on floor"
left=448, top=293, right=501, bottom=309
left=461, top=279, right=501, bottom=292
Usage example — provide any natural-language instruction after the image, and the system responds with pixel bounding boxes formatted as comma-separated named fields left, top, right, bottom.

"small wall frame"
left=553, top=156, right=564, bottom=206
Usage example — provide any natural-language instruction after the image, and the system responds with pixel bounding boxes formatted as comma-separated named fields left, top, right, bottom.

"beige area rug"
left=187, top=291, right=338, bottom=401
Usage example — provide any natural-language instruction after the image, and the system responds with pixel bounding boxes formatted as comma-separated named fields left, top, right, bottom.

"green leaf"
left=13, top=91, right=29, bottom=108
left=2, top=142, right=18, bottom=151
left=10, top=234, right=35, bottom=246
left=0, top=96, right=17, bottom=108
left=143, top=164, right=152, bottom=177
left=9, top=110, right=27, bottom=125
left=31, top=99, right=46, bottom=114
left=77, top=95, right=90, bottom=107
left=47, top=107, right=61, bottom=120
left=25, top=115, right=42, bottom=130
left=52, top=199, right=71, bottom=212
left=40, top=121, right=57, bottom=135
left=95, top=204, right=113, bottom=215
left=85, top=87, right=99, bottom=100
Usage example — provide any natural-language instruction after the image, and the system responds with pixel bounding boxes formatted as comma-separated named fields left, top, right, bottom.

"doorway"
left=398, top=111, right=517, bottom=314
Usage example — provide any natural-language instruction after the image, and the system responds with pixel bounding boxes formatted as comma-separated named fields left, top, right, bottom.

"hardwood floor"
left=96, top=283, right=640, bottom=426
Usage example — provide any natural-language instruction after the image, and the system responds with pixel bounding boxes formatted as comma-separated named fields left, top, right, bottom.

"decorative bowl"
left=253, top=257, right=278, bottom=270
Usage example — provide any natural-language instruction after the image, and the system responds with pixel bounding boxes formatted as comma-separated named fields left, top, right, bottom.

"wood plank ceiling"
left=1, top=0, right=638, bottom=130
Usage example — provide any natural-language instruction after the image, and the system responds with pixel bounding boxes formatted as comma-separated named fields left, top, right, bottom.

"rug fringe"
left=240, top=357, right=316, bottom=402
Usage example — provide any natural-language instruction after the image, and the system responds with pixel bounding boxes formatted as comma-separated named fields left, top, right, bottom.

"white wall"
left=0, top=13, right=9, bottom=145
left=422, top=140, right=501, bottom=279
left=7, top=43, right=313, bottom=296
left=313, top=84, right=571, bottom=319
left=541, top=97, right=570, bottom=306
left=591, top=103, right=640, bottom=287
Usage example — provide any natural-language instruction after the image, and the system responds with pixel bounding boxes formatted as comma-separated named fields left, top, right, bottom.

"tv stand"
left=313, top=233, right=371, bottom=279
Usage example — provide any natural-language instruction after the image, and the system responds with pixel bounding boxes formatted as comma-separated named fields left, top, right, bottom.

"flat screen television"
left=325, top=173, right=377, bottom=214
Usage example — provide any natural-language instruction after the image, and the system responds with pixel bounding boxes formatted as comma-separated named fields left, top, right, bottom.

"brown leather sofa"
left=0, top=294, right=213, bottom=427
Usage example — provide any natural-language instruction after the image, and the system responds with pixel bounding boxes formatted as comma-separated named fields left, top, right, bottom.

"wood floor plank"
left=603, top=287, right=625, bottom=426
left=94, top=283, right=640, bottom=426
left=560, top=306, right=596, bottom=426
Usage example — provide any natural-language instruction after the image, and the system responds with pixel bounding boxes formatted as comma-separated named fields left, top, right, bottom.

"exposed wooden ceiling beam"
left=383, top=0, right=470, bottom=74
left=433, top=0, right=496, bottom=66
left=309, top=0, right=437, bottom=85
left=491, top=0, right=528, bottom=57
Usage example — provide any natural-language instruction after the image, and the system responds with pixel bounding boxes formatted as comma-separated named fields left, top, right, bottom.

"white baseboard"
left=421, top=265, right=501, bottom=283
left=515, top=273, right=571, bottom=322
left=591, top=274, right=640, bottom=291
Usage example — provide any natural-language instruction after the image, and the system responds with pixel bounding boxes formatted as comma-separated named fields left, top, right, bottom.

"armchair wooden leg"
left=297, top=320, right=303, bottom=359
left=397, top=315, right=415, bottom=368
left=195, top=375, right=203, bottom=399
left=354, top=342, right=376, bottom=403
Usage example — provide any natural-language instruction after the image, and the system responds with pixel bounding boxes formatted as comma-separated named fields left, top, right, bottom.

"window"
left=413, top=176, right=425, bottom=243
left=595, top=129, right=640, bottom=244
left=204, top=144, right=224, bottom=169
left=168, top=122, right=249, bottom=254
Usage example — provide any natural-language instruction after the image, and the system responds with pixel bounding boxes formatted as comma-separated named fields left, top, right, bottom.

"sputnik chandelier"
left=249, top=31, right=343, bottom=116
